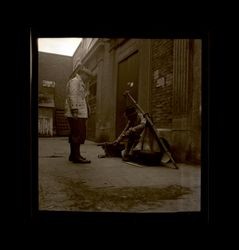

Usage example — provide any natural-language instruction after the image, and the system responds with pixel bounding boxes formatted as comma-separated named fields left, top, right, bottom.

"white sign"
left=156, top=77, right=165, bottom=87
left=42, top=80, right=55, bottom=88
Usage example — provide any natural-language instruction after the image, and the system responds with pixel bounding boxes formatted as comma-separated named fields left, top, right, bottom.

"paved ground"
left=39, top=137, right=201, bottom=213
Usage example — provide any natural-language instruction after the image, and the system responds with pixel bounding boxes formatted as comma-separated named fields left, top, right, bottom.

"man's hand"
left=112, top=140, right=119, bottom=146
left=125, top=127, right=136, bottom=136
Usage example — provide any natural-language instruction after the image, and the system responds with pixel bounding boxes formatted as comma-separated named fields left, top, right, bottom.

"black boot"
left=69, top=142, right=74, bottom=161
left=72, top=143, right=91, bottom=164
left=69, top=143, right=86, bottom=161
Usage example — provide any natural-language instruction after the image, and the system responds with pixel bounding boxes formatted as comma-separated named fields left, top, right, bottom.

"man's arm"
left=113, top=121, right=130, bottom=145
left=128, top=113, right=146, bottom=134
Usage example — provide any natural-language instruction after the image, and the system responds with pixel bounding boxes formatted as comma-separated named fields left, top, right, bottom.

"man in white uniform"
left=65, top=73, right=91, bottom=163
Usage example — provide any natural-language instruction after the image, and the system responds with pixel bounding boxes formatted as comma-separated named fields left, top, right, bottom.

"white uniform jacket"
left=65, top=75, right=89, bottom=118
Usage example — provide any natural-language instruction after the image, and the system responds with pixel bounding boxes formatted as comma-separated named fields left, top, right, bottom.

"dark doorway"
left=116, top=51, right=139, bottom=137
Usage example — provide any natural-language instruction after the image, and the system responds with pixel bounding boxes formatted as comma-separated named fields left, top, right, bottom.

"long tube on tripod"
left=123, top=90, right=179, bottom=169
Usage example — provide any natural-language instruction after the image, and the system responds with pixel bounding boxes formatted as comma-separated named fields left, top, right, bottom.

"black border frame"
left=16, top=26, right=211, bottom=225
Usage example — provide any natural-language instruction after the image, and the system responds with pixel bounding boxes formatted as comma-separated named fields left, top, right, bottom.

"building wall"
left=151, top=39, right=173, bottom=128
left=80, top=42, right=106, bottom=141
left=95, top=42, right=115, bottom=142
left=150, top=39, right=201, bottom=163
left=189, top=39, right=201, bottom=163
left=73, top=38, right=99, bottom=70
left=38, top=52, right=73, bottom=136
left=38, top=52, right=72, bottom=109
left=72, top=38, right=201, bottom=163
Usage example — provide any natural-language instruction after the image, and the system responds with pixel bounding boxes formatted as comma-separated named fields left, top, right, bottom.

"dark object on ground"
left=97, top=142, right=125, bottom=158
left=132, top=137, right=171, bottom=166
left=97, top=138, right=171, bottom=167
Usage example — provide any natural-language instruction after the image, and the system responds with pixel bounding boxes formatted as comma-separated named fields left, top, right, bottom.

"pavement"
left=39, top=137, right=201, bottom=213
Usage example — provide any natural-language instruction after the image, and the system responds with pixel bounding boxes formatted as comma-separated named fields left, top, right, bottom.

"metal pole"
left=123, top=90, right=179, bottom=169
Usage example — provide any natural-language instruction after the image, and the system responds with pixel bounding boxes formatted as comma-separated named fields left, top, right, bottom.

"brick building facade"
left=150, top=39, right=201, bottom=163
left=151, top=39, right=173, bottom=128
left=70, top=38, right=201, bottom=164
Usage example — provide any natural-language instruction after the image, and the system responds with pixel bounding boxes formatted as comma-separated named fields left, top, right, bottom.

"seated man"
left=112, top=106, right=146, bottom=161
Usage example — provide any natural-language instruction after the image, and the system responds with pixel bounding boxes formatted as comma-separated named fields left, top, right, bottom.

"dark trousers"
left=125, top=133, right=140, bottom=155
left=68, top=118, right=87, bottom=160
left=67, top=118, right=86, bottom=144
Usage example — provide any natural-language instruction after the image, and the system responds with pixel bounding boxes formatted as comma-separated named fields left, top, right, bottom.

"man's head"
left=124, top=106, right=137, bottom=120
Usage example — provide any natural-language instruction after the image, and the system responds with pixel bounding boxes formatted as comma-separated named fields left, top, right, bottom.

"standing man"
left=65, top=73, right=91, bottom=163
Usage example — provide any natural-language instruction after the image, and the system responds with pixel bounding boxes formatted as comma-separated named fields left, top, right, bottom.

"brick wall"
left=151, top=39, right=173, bottom=128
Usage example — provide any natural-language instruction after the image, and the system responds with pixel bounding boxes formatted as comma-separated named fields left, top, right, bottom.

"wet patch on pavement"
left=57, top=178, right=192, bottom=212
